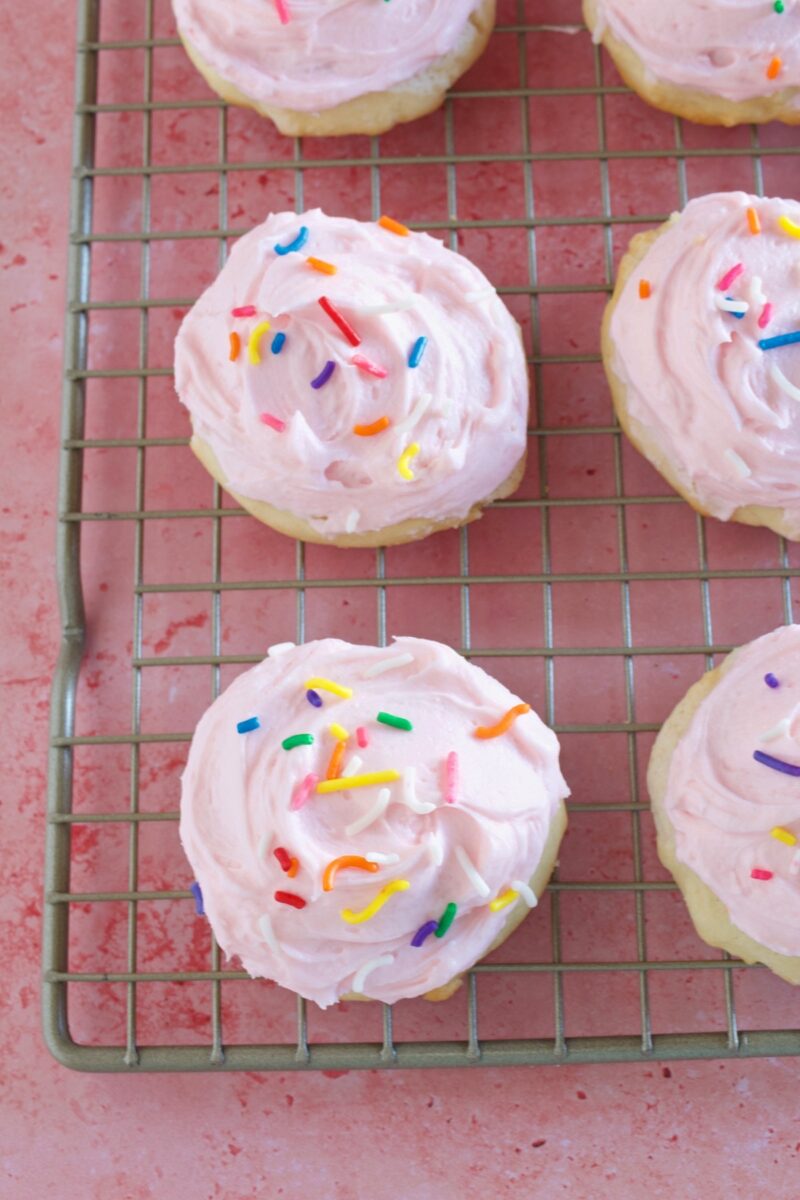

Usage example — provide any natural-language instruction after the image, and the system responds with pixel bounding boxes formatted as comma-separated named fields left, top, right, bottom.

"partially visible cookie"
left=649, top=625, right=800, bottom=984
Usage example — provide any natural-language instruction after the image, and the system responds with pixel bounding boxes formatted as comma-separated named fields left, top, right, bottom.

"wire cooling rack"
left=44, top=0, right=800, bottom=1071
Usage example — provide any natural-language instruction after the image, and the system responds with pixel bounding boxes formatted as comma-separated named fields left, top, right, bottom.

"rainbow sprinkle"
left=758, top=330, right=800, bottom=351
left=271, top=332, right=286, bottom=354
left=282, top=733, right=314, bottom=751
left=764, top=673, right=780, bottom=688
left=716, top=263, right=744, bottom=292
left=434, top=902, right=457, bottom=939
left=274, top=847, right=293, bottom=872
left=304, top=676, right=353, bottom=699
left=236, top=716, right=260, bottom=734
left=318, top=770, right=401, bottom=794
left=771, top=827, right=797, bottom=846
left=444, top=751, right=459, bottom=804
left=248, top=319, right=272, bottom=365
left=290, top=773, right=319, bottom=811
left=307, top=689, right=323, bottom=707
left=307, top=256, right=337, bottom=275
left=340, top=879, right=410, bottom=925
left=318, top=296, right=361, bottom=347
left=410, top=919, right=439, bottom=947
left=408, top=336, right=428, bottom=368
left=474, top=703, right=530, bottom=740
left=353, top=416, right=391, bottom=437
left=378, top=215, right=410, bottom=237
left=274, top=0, right=291, bottom=25
left=352, top=952, right=394, bottom=995
left=275, top=890, right=306, bottom=908
left=750, top=868, right=774, bottom=881
left=753, top=749, right=800, bottom=776
left=377, top=711, right=413, bottom=731
left=397, top=442, right=420, bottom=481
left=489, top=888, right=518, bottom=913
left=259, top=412, right=286, bottom=432
left=351, top=354, right=388, bottom=379
left=229, top=332, right=241, bottom=361
left=356, top=726, right=369, bottom=748
left=344, top=786, right=390, bottom=837
left=190, top=881, right=204, bottom=915
left=778, top=214, right=800, bottom=239
left=758, top=303, right=774, bottom=330
left=329, top=723, right=349, bottom=741
left=310, top=360, right=336, bottom=389
left=323, top=855, right=379, bottom=892
left=232, top=305, right=256, bottom=317
left=638, top=279, right=651, bottom=300
left=274, top=226, right=308, bottom=255
left=746, top=206, right=761, bottom=235
left=766, top=56, right=782, bottom=80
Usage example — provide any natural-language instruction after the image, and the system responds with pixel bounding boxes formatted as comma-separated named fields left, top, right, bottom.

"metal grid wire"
left=44, top=0, right=800, bottom=1071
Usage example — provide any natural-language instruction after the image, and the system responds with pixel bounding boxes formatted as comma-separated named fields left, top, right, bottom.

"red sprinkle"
left=259, top=412, right=286, bottom=432
left=232, top=305, right=257, bottom=317
left=274, top=0, right=291, bottom=23
left=274, top=847, right=292, bottom=872
left=750, top=868, right=773, bottom=881
left=318, top=296, right=361, bottom=347
left=275, top=890, right=306, bottom=908
left=716, top=263, right=744, bottom=292
left=356, top=726, right=368, bottom=749
left=758, top=302, right=774, bottom=330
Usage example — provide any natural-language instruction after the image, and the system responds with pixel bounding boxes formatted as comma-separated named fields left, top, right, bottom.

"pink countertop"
left=3, top=1, right=800, bottom=1196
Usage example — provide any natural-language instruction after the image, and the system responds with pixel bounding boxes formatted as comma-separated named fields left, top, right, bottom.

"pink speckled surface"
left=4, top=0, right=800, bottom=1195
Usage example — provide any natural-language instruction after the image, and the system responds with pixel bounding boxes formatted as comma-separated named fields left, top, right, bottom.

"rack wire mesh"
left=44, top=0, right=800, bottom=1071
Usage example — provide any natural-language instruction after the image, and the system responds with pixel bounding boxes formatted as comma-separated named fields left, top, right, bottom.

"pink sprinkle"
left=259, top=412, right=286, bottom=432
left=274, top=0, right=290, bottom=22
left=232, top=305, right=256, bottom=317
left=290, top=773, right=318, bottom=811
left=445, top=751, right=459, bottom=804
left=356, top=726, right=369, bottom=749
left=716, top=263, right=744, bottom=292
left=351, top=353, right=388, bottom=379
left=750, top=868, right=773, bottom=881
left=758, top=302, right=774, bottom=330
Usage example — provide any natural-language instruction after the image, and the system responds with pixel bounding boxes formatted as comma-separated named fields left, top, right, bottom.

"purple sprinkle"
left=311, top=360, right=336, bottom=389
left=190, top=881, right=205, bottom=916
left=306, top=689, right=323, bottom=708
left=753, top=750, right=800, bottom=777
left=765, top=673, right=780, bottom=689
left=410, top=919, right=439, bottom=948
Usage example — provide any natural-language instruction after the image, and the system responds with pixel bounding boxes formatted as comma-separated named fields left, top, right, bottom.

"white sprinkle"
left=759, top=717, right=792, bottom=743
left=464, top=286, right=497, bottom=304
left=590, top=13, right=607, bottom=43
left=267, top=642, right=295, bottom=656
left=354, top=297, right=417, bottom=316
left=510, top=879, right=538, bottom=908
left=427, top=836, right=444, bottom=866
left=344, top=510, right=359, bottom=534
left=401, top=767, right=436, bottom=815
left=394, top=393, right=433, bottom=437
left=455, top=846, right=491, bottom=898
left=724, top=448, right=751, bottom=478
left=352, top=952, right=394, bottom=996
left=342, top=754, right=363, bottom=778
left=345, top=787, right=390, bottom=837
left=749, top=274, right=767, bottom=310
left=714, top=294, right=749, bottom=315
left=362, top=652, right=415, bottom=678
left=365, top=851, right=400, bottom=865
left=257, top=913, right=282, bottom=955
left=771, top=362, right=800, bottom=405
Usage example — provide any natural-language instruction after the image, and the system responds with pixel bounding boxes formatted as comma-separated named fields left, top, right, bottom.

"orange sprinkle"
left=638, top=279, right=651, bottom=300
left=746, top=206, right=762, bottom=235
left=325, top=740, right=346, bottom=780
left=229, top=331, right=241, bottom=361
left=287, top=857, right=299, bottom=878
left=307, top=256, right=337, bottom=275
left=353, top=416, right=391, bottom=437
left=322, top=855, right=379, bottom=892
left=378, top=215, right=410, bottom=237
left=767, top=56, right=782, bottom=80
left=474, top=703, right=531, bottom=740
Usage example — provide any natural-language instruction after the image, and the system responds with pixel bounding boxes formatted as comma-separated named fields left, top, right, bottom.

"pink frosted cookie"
left=180, top=638, right=570, bottom=1008
left=174, top=209, right=529, bottom=547
left=602, top=191, right=800, bottom=540
left=650, top=625, right=800, bottom=984
left=584, top=0, right=800, bottom=126
left=171, top=0, right=496, bottom=136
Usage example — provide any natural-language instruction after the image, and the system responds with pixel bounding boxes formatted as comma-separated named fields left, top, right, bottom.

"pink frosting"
left=663, top=625, right=800, bottom=958
left=171, top=0, right=485, bottom=112
left=608, top=192, right=800, bottom=535
left=591, top=0, right=800, bottom=106
left=179, top=637, right=569, bottom=1008
left=174, top=210, right=528, bottom=537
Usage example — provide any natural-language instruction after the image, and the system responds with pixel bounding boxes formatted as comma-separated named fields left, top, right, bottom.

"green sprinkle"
left=377, top=711, right=413, bottom=731
left=775, top=0, right=784, bottom=11
left=434, top=902, right=457, bottom=938
left=281, top=733, right=314, bottom=750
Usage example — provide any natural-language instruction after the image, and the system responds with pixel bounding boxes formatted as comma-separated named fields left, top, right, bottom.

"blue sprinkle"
left=190, top=881, right=205, bottom=916
left=765, top=673, right=780, bottom=688
left=758, top=329, right=800, bottom=352
left=236, top=716, right=261, bottom=734
left=725, top=297, right=745, bottom=320
left=271, top=332, right=287, bottom=354
left=274, top=225, right=309, bottom=256
left=306, top=689, right=323, bottom=708
left=408, top=336, right=428, bottom=368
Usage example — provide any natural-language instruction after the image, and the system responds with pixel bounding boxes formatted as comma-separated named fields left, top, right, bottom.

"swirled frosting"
left=590, top=0, right=800, bottom=106
left=171, top=0, right=486, bottom=112
left=663, top=625, right=800, bottom=958
left=174, top=209, right=528, bottom=537
left=180, top=637, right=569, bottom=1007
left=608, top=192, right=800, bottom=535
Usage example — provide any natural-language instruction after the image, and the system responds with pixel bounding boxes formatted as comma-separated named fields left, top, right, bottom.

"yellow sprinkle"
left=247, top=319, right=272, bottom=365
left=778, top=214, right=800, bottom=239
left=489, top=889, right=519, bottom=912
left=307, top=256, right=337, bottom=275
left=397, top=442, right=420, bottom=481
left=330, top=723, right=349, bottom=741
left=304, top=676, right=353, bottom=699
left=771, top=826, right=797, bottom=846
left=317, top=770, right=401, bottom=794
left=340, top=879, right=410, bottom=925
